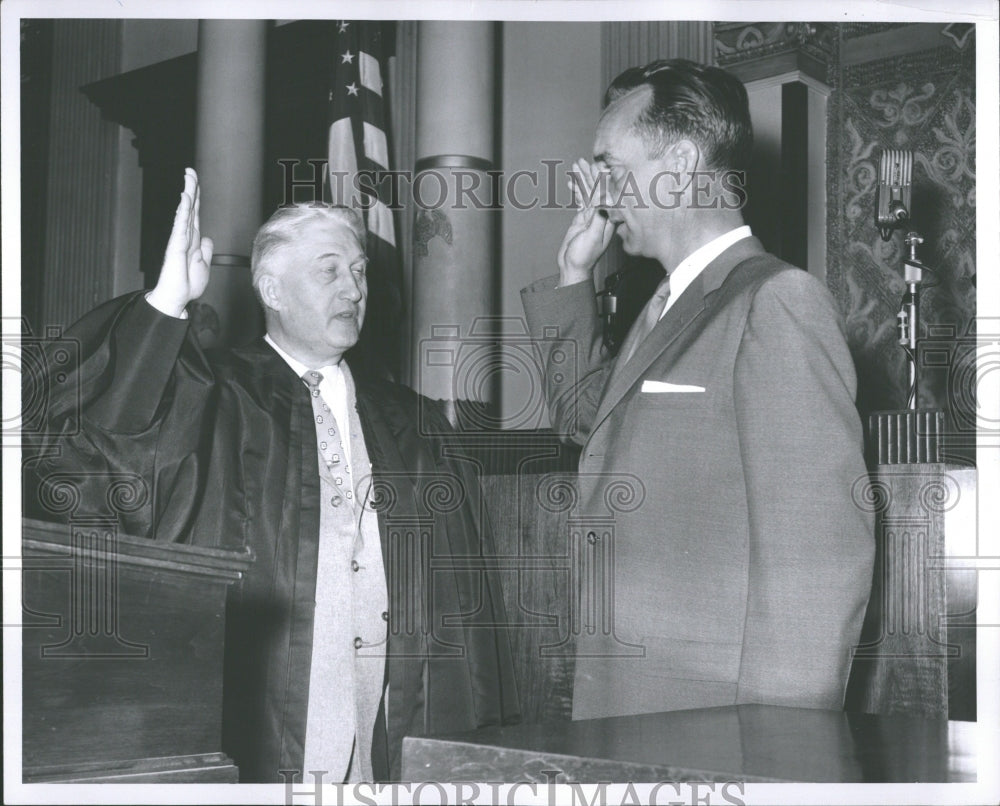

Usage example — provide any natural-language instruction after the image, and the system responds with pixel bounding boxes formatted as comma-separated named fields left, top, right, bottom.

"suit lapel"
left=594, top=274, right=705, bottom=429
left=589, top=237, right=768, bottom=439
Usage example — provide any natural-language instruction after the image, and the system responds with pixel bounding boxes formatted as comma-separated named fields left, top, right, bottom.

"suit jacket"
left=522, top=237, right=874, bottom=720
left=24, top=292, right=520, bottom=781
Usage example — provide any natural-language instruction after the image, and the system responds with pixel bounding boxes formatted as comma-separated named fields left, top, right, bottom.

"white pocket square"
left=641, top=380, right=706, bottom=393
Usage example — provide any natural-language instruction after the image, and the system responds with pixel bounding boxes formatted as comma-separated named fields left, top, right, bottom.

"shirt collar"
left=659, top=225, right=752, bottom=319
left=264, top=333, right=342, bottom=381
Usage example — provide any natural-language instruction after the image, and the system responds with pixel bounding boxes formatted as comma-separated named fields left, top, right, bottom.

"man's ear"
left=665, top=139, right=701, bottom=178
left=257, top=273, right=282, bottom=312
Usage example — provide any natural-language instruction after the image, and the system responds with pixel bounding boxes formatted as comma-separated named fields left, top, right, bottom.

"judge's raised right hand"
left=147, top=168, right=214, bottom=318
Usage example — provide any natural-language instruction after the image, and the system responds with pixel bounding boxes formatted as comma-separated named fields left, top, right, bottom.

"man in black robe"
left=24, top=169, right=520, bottom=782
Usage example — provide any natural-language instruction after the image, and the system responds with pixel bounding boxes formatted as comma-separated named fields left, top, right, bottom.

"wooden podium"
left=21, top=518, right=253, bottom=783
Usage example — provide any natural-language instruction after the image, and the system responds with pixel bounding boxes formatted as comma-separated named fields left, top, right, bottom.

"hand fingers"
left=567, top=177, right=584, bottom=210
left=184, top=168, right=197, bottom=226
left=192, top=171, right=201, bottom=234
left=601, top=218, right=617, bottom=248
left=568, top=159, right=596, bottom=211
left=199, top=236, right=214, bottom=268
left=183, top=167, right=196, bottom=199
left=166, top=181, right=193, bottom=254
left=576, top=158, right=593, bottom=193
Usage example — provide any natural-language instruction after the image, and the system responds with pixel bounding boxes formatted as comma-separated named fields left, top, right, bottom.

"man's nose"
left=339, top=273, right=364, bottom=302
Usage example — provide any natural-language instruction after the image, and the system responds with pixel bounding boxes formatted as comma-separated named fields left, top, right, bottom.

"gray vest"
left=301, top=364, right=388, bottom=782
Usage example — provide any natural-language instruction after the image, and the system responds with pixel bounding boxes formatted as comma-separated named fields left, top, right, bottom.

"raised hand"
left=147, top=168, right=214, bottom=318
left=556, top=158, right=617, bottom=286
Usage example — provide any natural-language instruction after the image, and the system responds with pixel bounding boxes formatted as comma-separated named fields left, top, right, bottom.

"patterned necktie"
left=302, top=370, right=345, bottom=476
left=620, top=272, right=671, bottom=365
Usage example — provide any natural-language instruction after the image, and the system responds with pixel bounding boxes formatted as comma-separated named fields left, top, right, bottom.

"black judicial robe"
left=24, top=292, right=521, bottom=782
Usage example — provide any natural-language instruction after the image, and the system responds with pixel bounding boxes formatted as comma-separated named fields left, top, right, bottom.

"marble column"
left=411, top=22, right=498, bottom=426
left=193, top=20, right=267, bottom=348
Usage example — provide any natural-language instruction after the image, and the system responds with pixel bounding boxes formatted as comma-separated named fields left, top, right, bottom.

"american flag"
left=327, top=19, right=402, bottom=381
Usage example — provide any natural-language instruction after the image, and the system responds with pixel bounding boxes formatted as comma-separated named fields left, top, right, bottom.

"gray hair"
left=250, top=204, right=366, bottom=295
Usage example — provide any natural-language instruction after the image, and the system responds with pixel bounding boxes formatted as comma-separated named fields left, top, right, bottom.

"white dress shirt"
left=656, top=225, right=752, bottom=320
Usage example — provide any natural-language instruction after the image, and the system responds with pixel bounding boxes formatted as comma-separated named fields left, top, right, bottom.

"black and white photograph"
left=2, top=1, right=998, bottom=804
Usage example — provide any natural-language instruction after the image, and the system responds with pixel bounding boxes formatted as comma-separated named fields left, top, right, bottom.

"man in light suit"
left=521, top=59, right=874, bottom=720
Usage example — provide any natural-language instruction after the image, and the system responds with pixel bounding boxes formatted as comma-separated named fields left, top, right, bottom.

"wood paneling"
left=41, top=20, right=122, bottom=331
left=21, top=518, right=251, bottom=782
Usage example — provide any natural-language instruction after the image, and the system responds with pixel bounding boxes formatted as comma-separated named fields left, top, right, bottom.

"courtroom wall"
left=499, top=22, right=603, bottom=426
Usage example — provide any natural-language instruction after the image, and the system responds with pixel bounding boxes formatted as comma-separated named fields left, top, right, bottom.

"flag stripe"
left=362, top=121, right=389, bottom=169
left=367, top=198, right=396, bottom=247
left=327, top=118, right=359, bottom=206
left=358, top=51, right=383, bottom=97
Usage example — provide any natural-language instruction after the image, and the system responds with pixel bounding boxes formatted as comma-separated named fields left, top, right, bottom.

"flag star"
left=346, top=82, right=359, bottom=96
left=341, top=50, right=355, bottom=64
left=338, top=21, right=349, bottom=33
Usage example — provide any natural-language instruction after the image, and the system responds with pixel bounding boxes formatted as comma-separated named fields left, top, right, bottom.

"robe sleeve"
left=24, top=292, right=215, bottom=541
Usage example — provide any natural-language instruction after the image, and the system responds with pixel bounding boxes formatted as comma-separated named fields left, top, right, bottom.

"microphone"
left=875, top=149, right=912, bottom=241
left=598, top=269, right=623, bottom=353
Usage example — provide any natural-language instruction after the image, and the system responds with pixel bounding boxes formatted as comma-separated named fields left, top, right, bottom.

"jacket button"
left=351, top=560, right=360, bottom=572
left=331, top=495, right=342, bottom=507
left=586, top=531, right=599, bottom=544
left=353, top=636, right=363, bottom=649
left=381, top=611, right=389, bottom=622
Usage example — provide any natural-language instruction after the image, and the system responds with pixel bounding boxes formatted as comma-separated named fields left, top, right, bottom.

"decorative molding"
left=714, top=22, right=835, bottom=84
left=841, top=23, right=974, bottom=68
left=209, top=254, right=250, bottom=268
left=742, top=69, right=831, bottom=96
left=415, top=154, right=494, bottom=173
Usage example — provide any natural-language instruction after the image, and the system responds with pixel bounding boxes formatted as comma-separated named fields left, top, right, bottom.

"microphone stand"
left=898, top=231, right=926, bottom=410
left=870, top=149, right=941, bottom=464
